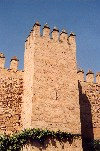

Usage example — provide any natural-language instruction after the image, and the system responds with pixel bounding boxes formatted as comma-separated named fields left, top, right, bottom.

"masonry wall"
left=0, top=22, right=99, bottom=151
left=0, top=68, right=23, bottom=134
left=31, top=35, right=81, bottom=133
left=79, top=81, right=100, bottom=140
left=22, top=138, right=82, bottom=151
left=22, top=23, right=81, bottom=136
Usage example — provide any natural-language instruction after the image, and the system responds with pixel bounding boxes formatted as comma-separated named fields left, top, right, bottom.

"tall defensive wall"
left=0, top=21, right=99, bottom=150
left=0, top=54, right=23, bottom=134
left=77, top=69, right=100, bottom=140
left=22, top=22, right=81, bottom=133
left=22, top=22, right=82, bottom=150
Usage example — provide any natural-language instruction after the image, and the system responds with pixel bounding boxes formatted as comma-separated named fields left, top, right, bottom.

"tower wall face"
left=32, top=37, right=81, bottom=133
left=22, top=41, right=35, bottom=129
left=23, top=26, right=81, bottom=134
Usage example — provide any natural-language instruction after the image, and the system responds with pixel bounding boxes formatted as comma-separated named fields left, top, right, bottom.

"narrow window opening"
left=56, top=91, right=58, bottom=100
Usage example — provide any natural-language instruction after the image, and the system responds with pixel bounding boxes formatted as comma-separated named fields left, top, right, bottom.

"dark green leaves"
left=0, top=128, right=99, bottom=151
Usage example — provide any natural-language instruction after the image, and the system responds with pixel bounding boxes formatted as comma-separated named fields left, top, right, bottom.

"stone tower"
left=22, top=22, right=81, bottom=135
left=0, top=21, right=100, bottom=151
left=22, top=22, right=80, bottom=133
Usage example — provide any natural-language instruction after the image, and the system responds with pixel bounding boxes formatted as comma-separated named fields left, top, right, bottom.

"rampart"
left=0, top=22, right=99, bottom=150
left=77, top=70, right=100, bottom=140
left=22, top=22, right=81, bottom=134
left=0, top=54, right=23, bottom=134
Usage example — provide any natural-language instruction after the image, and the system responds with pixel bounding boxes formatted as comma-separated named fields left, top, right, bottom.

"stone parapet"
left=10, top=56, right=19, bottom=71
left=0, top=52, right=5, bottom=68
left=77, top=69, right=84, bottom=82
left=77, top=69, right=100, bottom=84
left=25, top=22, right=76, bottom=50
left=86, top=70, right=94, bottom=83
left=96, top=72, right=100, bottom=84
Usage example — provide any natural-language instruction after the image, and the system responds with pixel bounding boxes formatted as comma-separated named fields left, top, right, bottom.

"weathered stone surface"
left=79, top=81, right=100, bottom=140
left=22, top=138, right=82, bottom=151
left=0, top=22, right=99, bottom=151
left=22, top=23, right=81, bottom=135
left=0, top=68, right=23, bottom=134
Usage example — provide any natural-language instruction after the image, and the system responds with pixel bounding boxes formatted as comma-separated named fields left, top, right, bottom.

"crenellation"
left=60, top=29, right=68, bottom=42
left=77, top=69, right=84, bottom=82
left=68, top=32, right=76, bottom=57
left=10, top=56, right=19, bottom=71
left=29, top=30, right=34, bottom=45
left=68, top=32, right=76, bottom=45
left=51, top=26, right=59, bottom=41
left=32, top=21, right=41, bottom=37
left=96, top=72, right=100, bottom=84
left=86, top=70, right=94, bottom=83
left=0, top=52, right=5, bottom=69
left=0, top=21, right=99, bottom=151
left=25, top=23, right=76, bottom=46
left=43, top=23, right=50, bottom=38
left=77, top=70, right=100, bottom=85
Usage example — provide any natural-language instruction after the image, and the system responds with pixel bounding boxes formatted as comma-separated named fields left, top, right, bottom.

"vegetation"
left=0, top=128, right=80, bottom=151
left=0, top=128, right=99, bottom=151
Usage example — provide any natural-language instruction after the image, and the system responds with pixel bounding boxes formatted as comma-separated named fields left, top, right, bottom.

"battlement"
left=0, top=53, right=23, bottom=134
left=77, top=69, right=100, bottom=84
left=0, top=21, right=99, bottom=150
left=25, top=21, right=76, bottom=50
left=0, top=52, right=5, bottom=69
left=96, top=72, right=100, bottom=84
left=0, top=52, right=23, bottom=73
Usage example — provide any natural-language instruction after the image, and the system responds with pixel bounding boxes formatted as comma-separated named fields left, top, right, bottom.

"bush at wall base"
left=0, top=128, right=99, bottom=151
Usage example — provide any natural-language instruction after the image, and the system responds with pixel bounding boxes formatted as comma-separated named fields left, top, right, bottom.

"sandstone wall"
left=22, top=138, right=82, bottom=151
left=22, top=22, right=81, bottom=135
left=31, top=35, right=80, bottom=133
left=0, top=68, right=23, bottom=134
left=79, top=81, right=100, bottom=140
left=0, top=22, right=99, bottom=151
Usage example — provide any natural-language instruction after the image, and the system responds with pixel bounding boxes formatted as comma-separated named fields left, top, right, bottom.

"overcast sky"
left=0, top=0, right=100, bottom=76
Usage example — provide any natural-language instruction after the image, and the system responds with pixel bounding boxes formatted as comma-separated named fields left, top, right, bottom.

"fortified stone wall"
left=0, top=21, right=99, bottom=151
left=0, top=54, right=23, bottom=134
left=22, top=22, right=81, bottom=135
left=22, top=21, right=83, bottom=150
left=77, top=70, right=100, bottom=140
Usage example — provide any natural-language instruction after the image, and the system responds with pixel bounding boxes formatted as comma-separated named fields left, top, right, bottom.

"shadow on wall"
left=23, top=138, right=74, bottom=151
left=78, top=81, right=95, bottom=151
